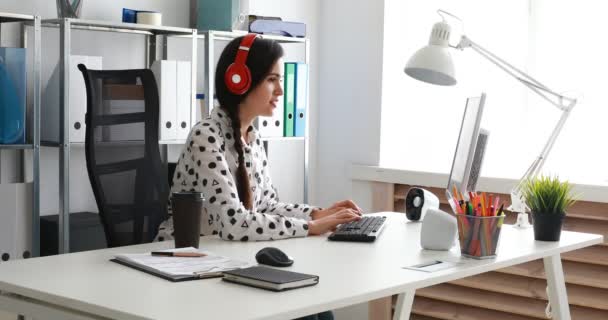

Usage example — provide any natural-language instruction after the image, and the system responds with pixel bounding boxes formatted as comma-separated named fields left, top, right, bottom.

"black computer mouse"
left=255, top=247, right=294, bottom=267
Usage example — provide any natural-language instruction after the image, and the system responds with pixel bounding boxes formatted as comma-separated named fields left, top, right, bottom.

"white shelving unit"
left=199, top=30, right=311, bottom=203
left=17, top=19, right=310, bottom=254
left=39, top=18, right=197, bottom=253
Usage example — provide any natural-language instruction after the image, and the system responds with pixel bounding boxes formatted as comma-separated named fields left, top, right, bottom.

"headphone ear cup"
left=225, top=62, right=252, bottom=95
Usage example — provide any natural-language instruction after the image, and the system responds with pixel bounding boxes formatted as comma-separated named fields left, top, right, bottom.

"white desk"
left=0, top=212, right=602, bottom=320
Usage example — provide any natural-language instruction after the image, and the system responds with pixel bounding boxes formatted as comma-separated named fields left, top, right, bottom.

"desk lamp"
left=404, top=10, right=577, bottom=228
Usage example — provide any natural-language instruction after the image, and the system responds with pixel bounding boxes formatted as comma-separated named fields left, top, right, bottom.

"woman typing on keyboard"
left=155, top=34, right=361, bottom=244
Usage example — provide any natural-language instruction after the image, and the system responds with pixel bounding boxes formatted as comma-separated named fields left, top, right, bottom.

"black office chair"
left=78, top=64, right=169, bottom=247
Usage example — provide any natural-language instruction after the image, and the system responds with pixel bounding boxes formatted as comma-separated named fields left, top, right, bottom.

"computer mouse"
left=255, top=247, right=294, bottom=267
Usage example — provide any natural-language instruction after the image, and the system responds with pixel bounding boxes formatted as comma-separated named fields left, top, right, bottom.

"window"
left=381, top=0, right=608, bottom=186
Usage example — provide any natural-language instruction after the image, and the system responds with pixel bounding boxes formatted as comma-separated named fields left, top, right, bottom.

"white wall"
left=316, top=0, right=385, bottom=212
left=315, top=2, right=386, bottom=318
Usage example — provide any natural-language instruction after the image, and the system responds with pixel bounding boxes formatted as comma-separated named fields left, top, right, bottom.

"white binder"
left=176, top=61, right=192, bottom=140
left=70, top=56, right=102, bottom=143
left=151, top=60, right=178, bottom=141
left=42, top=55, right=102, bottom=143
left=257, top=93, right=284, bottom=137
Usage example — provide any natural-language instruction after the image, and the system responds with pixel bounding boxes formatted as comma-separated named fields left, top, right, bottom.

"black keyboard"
left=328, top=216, right=387, bottom=242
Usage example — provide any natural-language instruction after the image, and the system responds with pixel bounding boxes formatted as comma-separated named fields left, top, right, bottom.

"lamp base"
left=514, top=212, right=532, bottom=229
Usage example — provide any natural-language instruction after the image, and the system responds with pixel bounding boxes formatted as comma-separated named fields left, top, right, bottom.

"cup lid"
left=172, top=192, right=204, bottom=200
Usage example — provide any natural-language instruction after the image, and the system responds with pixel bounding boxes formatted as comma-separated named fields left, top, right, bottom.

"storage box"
left=0, top=47, right=26, bottom=144
left=190, top=0, right=249, bottom=31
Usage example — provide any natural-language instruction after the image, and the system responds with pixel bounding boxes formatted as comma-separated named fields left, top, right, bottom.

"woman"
left=156, top=34, right=362, bottom=243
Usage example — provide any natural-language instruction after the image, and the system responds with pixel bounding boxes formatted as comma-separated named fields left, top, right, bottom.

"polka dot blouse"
left=156, top=107, right=318, bottom=241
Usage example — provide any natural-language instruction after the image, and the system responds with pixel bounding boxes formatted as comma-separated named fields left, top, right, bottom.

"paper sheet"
left=403, top=260, right=461, bottom=273
left=115, top=247, right=252, bottom=277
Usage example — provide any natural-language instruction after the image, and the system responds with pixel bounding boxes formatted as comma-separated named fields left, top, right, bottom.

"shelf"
left=42, top=140, right=146, bottom=147
left=0, top=12, right=35, bottom=23
left=177, top=30, right=307, bottom=44
left=40, top=18, right=194, bottom=36
left=261, top=136, right=306, bottom=141
left=0, top=144, right=34, bottom=150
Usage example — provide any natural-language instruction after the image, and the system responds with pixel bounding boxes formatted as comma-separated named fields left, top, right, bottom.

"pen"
left=497, top=203, right=505, bottom=216
left=151, top=251, right=207, bottom=257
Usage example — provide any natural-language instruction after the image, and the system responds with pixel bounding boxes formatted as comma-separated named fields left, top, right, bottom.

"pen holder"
left=456, top=214, right=504, bottom=259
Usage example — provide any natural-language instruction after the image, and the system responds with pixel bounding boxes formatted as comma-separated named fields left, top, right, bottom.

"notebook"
left=112, top=247, right=252, bottom=282
left=222, top=266, right=319, bottom=291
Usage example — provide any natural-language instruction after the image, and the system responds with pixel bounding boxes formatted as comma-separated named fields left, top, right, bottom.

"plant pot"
left=532, top=211, right=565, bottom=241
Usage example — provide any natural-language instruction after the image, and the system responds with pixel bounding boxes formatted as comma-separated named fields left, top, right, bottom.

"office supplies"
left=249, top=19, right=307, bottom=38
left=176, top=61, right=192, bottom=139
left=328, top=215, right=386, bottom=242
left=257, top=91, right=284, bottom=137
left=121, top=8, right=137, bottom=23
left=43, top=55, right=102, bottom=143
left=0, top=182, right=32, bottom=261
left=0, top=48, right=26, bottom=144
left=153, top=59, right=193, bottom=141
left=255, top=247, right=293, bottom=267
left=456, top=213, right=504, bottom=259
left=113, top=247, right=251, bottom=282
left=403, top=260, right=461, bottom=273
left=283, top=62, right=296, bottom=137
left=294, top=63, right=308, bottom=137
left=405, top=187, right=439, bottom=221
left=420, top=208, right=457, bottom=251
left=151, top=251, right=206, bottom=257
left=405, top=9, right=578, bottom=229
left=222, top=266, right=318, bottom=291
left=136, top=12, right=162, bottom=26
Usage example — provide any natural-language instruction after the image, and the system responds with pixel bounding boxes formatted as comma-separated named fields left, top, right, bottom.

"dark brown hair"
left=215, top=36, right=284, bottom=209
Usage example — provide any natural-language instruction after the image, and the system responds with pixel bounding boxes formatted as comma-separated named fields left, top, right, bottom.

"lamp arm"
left=457, top=36, right=576, bottom=112
left=455, top=35, right=578, bottom=214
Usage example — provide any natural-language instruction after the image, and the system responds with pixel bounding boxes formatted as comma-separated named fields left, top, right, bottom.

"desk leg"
left=544, top=254, right=571, bottom=320
left=393, top=291, right=415, bottom=320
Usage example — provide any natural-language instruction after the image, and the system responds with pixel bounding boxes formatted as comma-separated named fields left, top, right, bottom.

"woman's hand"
left=311, top=199, right=363, bottom=220
left=307, top=208, right=361, bottom=235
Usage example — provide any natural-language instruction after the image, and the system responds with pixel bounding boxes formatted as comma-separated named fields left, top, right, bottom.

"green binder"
left=283, top=62, right=296, bottom=137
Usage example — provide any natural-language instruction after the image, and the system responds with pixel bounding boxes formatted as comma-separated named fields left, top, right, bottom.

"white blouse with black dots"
left=155, top=107, right=317, bottom=241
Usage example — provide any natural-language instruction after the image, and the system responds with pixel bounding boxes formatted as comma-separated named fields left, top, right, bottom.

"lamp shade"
left=404, top=21, right=457, bottom=86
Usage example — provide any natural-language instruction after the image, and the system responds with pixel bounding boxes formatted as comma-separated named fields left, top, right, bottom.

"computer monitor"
left=446, top=93, right=488, bottom=208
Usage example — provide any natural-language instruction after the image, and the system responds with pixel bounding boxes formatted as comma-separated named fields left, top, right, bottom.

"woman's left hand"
left=311, top=199, right=363, bottom=220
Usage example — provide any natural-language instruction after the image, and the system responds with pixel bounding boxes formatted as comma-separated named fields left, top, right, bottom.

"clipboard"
left=110, top=258, right=223, bottom=282
left=110, top=248, right=251, bottom=282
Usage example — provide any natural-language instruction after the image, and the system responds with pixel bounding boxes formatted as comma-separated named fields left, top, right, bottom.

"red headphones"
left=225, top=33, right=260, bottom=95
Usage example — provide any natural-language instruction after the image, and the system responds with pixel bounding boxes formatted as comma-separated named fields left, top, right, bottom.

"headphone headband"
left=234, top=33, right=259, bottom=66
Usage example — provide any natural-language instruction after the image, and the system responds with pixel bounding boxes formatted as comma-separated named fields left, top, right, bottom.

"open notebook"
left=112, top=247, right=253, bottom=282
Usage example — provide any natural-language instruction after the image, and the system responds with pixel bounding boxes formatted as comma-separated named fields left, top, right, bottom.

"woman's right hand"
left=307, top=208, right=361, bottom=236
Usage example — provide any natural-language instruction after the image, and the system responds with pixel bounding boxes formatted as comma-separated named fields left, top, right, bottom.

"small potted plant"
left=521, top=175, right=577, bottom=241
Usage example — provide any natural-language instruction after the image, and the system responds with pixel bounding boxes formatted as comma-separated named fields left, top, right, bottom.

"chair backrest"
left=78, top=64, right=169, bottom=247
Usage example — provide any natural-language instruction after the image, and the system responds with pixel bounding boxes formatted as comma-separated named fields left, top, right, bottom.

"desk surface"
left=0, top=212, right=602, bottom=320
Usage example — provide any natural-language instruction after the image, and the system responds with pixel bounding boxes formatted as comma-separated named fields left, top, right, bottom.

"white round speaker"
left=420, top=208, right=457, bottom=251
left=405, top=187, right=440, bottom=221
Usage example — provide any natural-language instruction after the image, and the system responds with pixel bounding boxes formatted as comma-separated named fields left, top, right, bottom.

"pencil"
left=151, top=251, right=206, bottom=257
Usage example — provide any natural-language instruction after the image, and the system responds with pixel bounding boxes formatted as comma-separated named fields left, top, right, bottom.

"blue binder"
left=0, top=48, right=26, bottom=144
left=293, top=63, right=308, bottom=137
